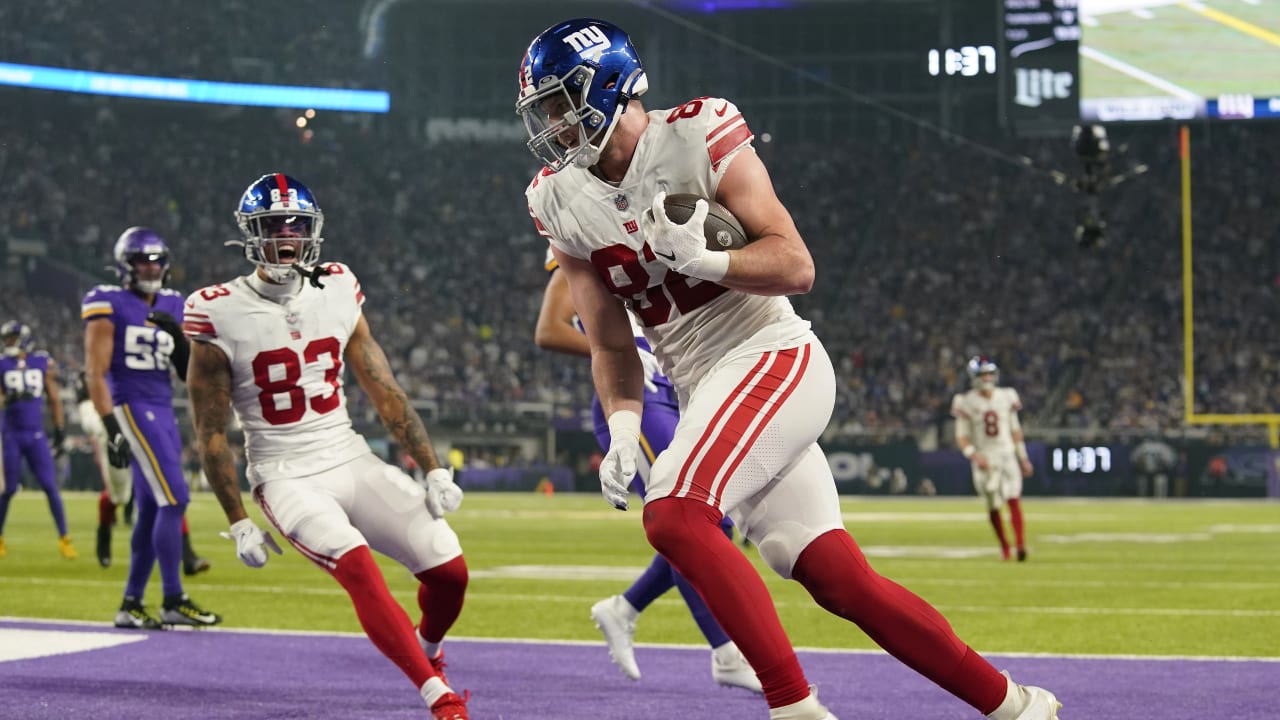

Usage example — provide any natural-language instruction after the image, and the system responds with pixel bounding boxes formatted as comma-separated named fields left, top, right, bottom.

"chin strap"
left=296, top=263, right=332, bottom=289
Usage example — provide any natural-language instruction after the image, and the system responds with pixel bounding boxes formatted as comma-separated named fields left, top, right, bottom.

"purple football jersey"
left=0, top=351, right=51, bottom=431
left=80, top=285, right=186, bottom=405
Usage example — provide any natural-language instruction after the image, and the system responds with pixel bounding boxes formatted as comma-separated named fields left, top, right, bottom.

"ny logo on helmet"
left=562, top=25, right=609, bottom=60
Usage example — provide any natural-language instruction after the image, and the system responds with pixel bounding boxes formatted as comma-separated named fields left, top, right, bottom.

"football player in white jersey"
left=536, top=248, right=760, bottom=691
left=183, top=174, right=469, bottom=720
left=517, top=18, right=1062, bottom=720
left=951, top=356, right=1034, bottom=562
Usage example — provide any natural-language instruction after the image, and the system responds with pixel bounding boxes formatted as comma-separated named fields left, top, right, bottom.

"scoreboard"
left=919, top=0, right=1280, bottom=132
left=920, top=0, right=1081, bottom=137
left=1000, top=0, right=1080, bottom=135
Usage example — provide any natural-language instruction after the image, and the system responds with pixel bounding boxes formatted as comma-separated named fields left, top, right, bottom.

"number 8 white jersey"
left=950, top=387, right=1022, bottom=456
left=184, top=263, right=367, bottom=484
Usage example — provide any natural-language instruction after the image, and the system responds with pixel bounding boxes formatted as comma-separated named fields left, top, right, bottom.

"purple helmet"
left=112, top=227, right=171, bottom=294
left=1, top=320, right=34, bottom=357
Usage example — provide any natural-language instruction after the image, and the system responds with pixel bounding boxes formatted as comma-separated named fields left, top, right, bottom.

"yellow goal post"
left=1180, top=124, right=1280, bottom=449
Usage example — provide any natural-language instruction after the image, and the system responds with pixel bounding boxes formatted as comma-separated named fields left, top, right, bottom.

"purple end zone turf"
left=0, top=620, right=1273, bottom=719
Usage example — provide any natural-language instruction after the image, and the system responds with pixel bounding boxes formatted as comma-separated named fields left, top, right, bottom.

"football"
left=655, top=193, right=750, bottom=251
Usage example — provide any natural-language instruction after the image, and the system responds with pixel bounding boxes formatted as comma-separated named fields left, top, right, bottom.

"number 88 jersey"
left=526, top=96, right=812, bottom=391
left=183, top=263, right=366, bottom=480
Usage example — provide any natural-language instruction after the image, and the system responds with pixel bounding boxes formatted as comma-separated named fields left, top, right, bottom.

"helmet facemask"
left=123, top=251, right=170, bottom=294
left=519, top=67, right=620, bottom=172
left=234, top=210, right=324, bottom=283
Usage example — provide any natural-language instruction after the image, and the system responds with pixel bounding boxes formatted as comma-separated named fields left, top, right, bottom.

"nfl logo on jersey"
left=613, top=193, right=629, bottom=211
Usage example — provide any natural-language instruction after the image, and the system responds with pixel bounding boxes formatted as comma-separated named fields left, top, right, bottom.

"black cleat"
left=183, top=557, right=212, bottom=576
left=115, top=597, right=163, bottom=630
left=1017, top=548, right=1028, bottom=562
left=161, top=593, right=221, bottom=627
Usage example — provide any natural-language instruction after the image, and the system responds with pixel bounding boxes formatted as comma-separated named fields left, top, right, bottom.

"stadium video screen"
left=1080, top=0, right=1280, bottom=121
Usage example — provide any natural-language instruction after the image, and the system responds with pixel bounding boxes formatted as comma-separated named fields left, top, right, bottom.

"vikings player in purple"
left=0, top=321, right=76, bottom=559
left=82, top=227, right=220, bottom=629
left=535, top=253, right=758, bottom=691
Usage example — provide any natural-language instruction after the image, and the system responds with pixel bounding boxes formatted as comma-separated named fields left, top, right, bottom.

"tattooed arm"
left=345, top=315, right=443, bottom=473
left=186, top=340, right=248, bottom=524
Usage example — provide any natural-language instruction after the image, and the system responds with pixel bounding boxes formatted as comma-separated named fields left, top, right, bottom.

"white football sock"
left=987, top=672, right=1033, bottom=720
left=419, top=676, right=450, bottom=706
left=415, top=628, right=443, bottom=660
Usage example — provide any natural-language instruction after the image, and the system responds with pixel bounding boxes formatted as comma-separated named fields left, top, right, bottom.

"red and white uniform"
left=527, top=98, right=841, bottom=577
left=184, top=265, right=460, bottom=572
left=950, top=387, right=1024, bottom=506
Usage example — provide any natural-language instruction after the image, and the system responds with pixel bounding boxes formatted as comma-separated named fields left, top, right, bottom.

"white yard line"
left=1079, top=45, right=1202, bottom=99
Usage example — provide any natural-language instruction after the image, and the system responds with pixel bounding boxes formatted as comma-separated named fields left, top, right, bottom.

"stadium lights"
left=0, top=62, right=390, bottom=113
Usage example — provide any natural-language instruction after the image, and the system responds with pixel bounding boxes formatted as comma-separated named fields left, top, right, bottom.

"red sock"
left=792, top=530, right=1007, bottom=713
left=988, top=509, right=1010, bottom=554
left=414, top=556, right=469, bottom=644
left=181, top=514, right=190, bottom=536
left=643, top=497, right=808, bottom=709
left=98, top=492, right=116, bottom=526
left=332, top=546, right=435, bottom=687
left=1008, top=498, right=1025, bottom=550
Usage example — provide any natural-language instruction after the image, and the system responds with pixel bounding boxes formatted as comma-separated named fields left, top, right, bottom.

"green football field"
left=1082, top=0, right=1280, bottom=98
left=2, top=491, right=1278, bottom=658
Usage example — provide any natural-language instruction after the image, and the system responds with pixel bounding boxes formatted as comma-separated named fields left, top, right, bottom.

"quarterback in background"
left=184, top=174, right=469, bottom=720
left=0, top=321, right=75, bottom=559
left=518, top=18, right=1062, bottom=720
left=952, top=356, right=1034, bottom=561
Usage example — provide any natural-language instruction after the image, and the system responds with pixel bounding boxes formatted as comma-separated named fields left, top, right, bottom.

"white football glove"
left=637, top=347, right=664, bottom=394
left=600, top=411, right=641, bottom=511
left=423, top=467, right=464, bottom=519
left=642, top=191, right=727, bottom=282
left=220, top=518, right=283, bottom=569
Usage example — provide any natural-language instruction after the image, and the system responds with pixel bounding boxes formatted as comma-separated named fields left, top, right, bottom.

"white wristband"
left=1015, top=444, right=1029, bottom=462
left=695, top=250, right=731, bottom=283
left=962, top=445, right=976, bottom=459
left=607, top=410, right=642, bottom=442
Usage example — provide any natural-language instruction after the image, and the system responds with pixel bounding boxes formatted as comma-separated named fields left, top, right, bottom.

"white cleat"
left=590, top=595, right=641, bottom=681
left=1014, top=685, right=1062, bottom=720
left=993, top=672, right=1063, bottom=720
left=711, top=642, right=763, bottom=693
left=768, top=685, right=837, bottom=720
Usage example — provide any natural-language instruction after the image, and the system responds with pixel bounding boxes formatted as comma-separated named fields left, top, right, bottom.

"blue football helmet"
left=113, top=227, right=171, bottom=294
left=232, top=173, right=324, bottom=283
left=1, top=321, right=34, bottom=357
left=967, top=355, right=999, bottom=391
left=515, top=18, right=648, bottom=172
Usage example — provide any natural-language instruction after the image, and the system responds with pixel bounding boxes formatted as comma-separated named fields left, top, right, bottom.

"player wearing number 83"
left=183, top=173, right=469, bottom=719
left=519, top=17, right=1062, bottom=720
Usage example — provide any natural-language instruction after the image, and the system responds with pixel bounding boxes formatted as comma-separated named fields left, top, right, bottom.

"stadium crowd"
left=3, top=90, right=1277, bottom=442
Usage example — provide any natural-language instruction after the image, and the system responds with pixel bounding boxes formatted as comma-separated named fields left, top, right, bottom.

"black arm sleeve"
left=170, top=332, right=191, bottom=382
